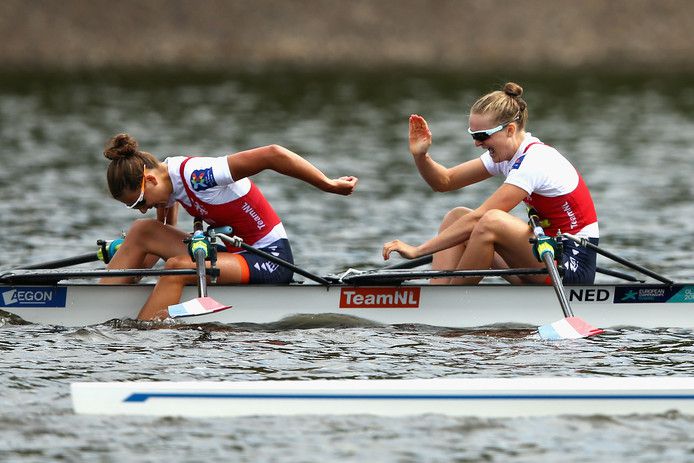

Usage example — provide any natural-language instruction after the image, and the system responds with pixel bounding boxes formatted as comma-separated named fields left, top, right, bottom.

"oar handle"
left=382, top=254, right=433, bottom=270
left=193, top=248, right=208, bottom=298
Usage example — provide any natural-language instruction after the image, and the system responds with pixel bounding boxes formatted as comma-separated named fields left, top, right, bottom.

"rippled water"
left=1, top=71, right=693, bottom=462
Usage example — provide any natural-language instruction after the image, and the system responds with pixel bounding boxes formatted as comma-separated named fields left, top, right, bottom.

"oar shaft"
left=189, top=218, right=212, bottom=298
left=239, top=242, right=331, bottom=286
left=1, top=268, right=203, bottom=284
left=561, top=233, right=673, bottom=285
left=217, top=234, right=331, bottom=286
left=17, top=252, right=100, bottom=270
left=542, top=252, right=574, bottom=318
left=596, top=266, right=641, bottom=282
left=341, top=268, right=547, bottom=284
left=529, top=214, right=575, bottom=318
left=194, top=250, right=208, bottom=298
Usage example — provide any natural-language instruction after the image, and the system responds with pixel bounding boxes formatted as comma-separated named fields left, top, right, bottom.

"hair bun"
left=503, top=82, right=523, bottom=98
left=103, top=133, right=138, bottom=161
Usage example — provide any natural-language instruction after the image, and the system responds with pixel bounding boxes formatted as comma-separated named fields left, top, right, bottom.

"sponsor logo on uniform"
left=241, top=202, right=266, bottom=230
left=190, top=168, right=217, bottom=191
left=253, top=262, right=279, bottom=273
left=339, top=287, right=421, bottom=308
left=1, top=287, right=68, bottom=308
left=561, top=201, right=578, bottom=230
left=192, top=201, right=209, bottom=216
left=511, top=155, right=526, bottom=170
left=567, top=256, right=579, bottom=272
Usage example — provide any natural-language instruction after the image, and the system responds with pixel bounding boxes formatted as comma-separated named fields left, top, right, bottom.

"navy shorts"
left=221, top=239, right=294, bottom=284
left=560, top=237, right=599, bottom=285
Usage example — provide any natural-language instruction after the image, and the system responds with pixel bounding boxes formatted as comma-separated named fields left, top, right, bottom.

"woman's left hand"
left=409, top=114, right=432, bottom=157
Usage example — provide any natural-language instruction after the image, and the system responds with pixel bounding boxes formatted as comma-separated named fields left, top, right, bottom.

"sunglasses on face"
left=126, top=170, right=146, bottom=209
left=467, top=115, right=520, bottom=142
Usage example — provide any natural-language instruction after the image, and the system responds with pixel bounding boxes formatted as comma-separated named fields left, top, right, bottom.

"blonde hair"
left=470, top=82, right=528, bottom=129
left=103, top=133, right=159, bottom=200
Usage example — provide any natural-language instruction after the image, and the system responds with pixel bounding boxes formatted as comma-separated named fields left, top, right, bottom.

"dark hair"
left=103, top=133, right=159, bottom=200
left=470, top=82, right=528, bottom=129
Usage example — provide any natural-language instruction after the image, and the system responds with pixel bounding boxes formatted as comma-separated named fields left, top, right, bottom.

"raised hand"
left=409, top=114, right=432, bottom=157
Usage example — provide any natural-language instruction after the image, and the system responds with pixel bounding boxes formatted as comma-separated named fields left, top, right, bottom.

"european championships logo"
left=190, top=168, right=217, bottom=192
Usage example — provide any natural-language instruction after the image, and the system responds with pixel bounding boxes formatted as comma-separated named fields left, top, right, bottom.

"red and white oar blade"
left=168, top=297, right=232, bottom=318
left=537, top=316, right=604, bottom=340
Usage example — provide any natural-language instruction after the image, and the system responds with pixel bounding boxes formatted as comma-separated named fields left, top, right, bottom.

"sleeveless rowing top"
left=165, top=156, right=287, bottom=251
left=480, top=134, right=599, bottom=238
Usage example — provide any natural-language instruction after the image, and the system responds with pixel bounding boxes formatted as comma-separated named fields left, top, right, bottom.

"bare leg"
left=431, top=207, right=511, bottom=284
left=100, top=219, right=189, bottom=284
left=431, top=207, right=472, bottom=285
left=136, top=253, right=249, bottom=320
left=451, top=209, right=545, bottom=285
left=98, top=219, right=254, bottom=320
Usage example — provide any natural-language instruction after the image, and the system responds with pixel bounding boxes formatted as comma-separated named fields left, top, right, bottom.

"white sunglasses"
left=126, top=169, right=146, bottom=209
left=467, top=114, right=520, bottom=142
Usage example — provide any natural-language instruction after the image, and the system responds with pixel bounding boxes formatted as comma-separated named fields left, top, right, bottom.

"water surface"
left=1, top=70, right=693, bottom=462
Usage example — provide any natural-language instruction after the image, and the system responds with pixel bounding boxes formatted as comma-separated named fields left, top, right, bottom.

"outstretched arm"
left=409, top=114, right=492, bottom=192
left=383, top=183, right=528, bottom=259
left=226, top=145, right=358, bottom=195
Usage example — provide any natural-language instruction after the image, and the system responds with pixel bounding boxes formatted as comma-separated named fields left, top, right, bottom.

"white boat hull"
left=71, top=377, right=694, bottom=417
left=1, top=283, right=693, bottom=328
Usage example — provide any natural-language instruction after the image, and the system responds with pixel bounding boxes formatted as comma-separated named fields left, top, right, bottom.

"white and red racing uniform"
left=164, top=156, right=287, bottom=252
left=480, top=133, right=599, bottom=284
left=480, top=133, right=599, bottom=239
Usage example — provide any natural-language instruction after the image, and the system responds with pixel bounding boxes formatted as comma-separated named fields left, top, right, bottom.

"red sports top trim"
left=520, top=143, right=598, bottom=236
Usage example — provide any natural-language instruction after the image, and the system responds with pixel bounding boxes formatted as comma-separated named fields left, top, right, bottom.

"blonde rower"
left=383, top=82, right=599, bottom=285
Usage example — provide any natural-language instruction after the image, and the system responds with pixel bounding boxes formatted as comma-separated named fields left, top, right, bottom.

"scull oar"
left=528, top=211, right=603, bottom=340
left=168, top=222, right=331, bottom=317
left=0, top=268, right=204, bottom=284
left=15, top=238, right=124, bottom=270
left=215, top=229, right=331, bottom=286
left=165, top=219, right=332, bottom=317
left=17, top=252, right=101, bottom=270
left=560, top=233, right=673, bottom=285
left=338, top=267, right=548, bottom=284
left=167, top=219, right=231, bottom=319
left=379, top=254, right=641, bottom=282
left=382, top=254, right=434, bottom=270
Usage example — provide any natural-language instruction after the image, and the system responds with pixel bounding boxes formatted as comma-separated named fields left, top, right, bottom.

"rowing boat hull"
left=1, top=283, right=692, bottom=328
left=71, top=377, right=694, bottom=417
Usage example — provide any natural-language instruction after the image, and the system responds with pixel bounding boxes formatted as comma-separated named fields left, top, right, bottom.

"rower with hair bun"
left=383, top=82, right=600, bottom=286
left=101, top=134, right=358, bottom=320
